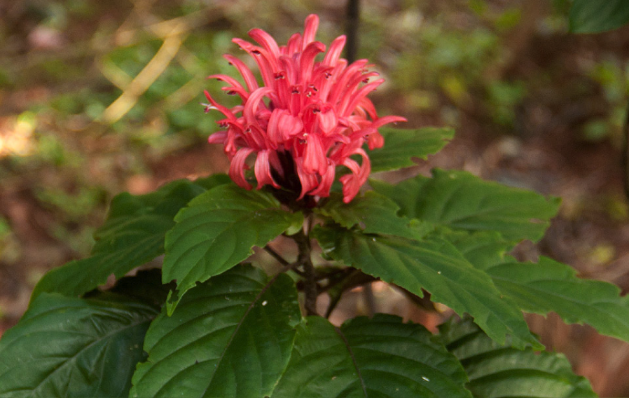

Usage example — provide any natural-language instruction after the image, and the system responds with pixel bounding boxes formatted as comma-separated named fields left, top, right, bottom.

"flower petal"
left=366, top=131, right=384, bottom=150
left=207, top=131, right=227, bottom=144
left=322, top=35, right=346, bottom=67
left=279, top=112, right=304, bottom=140
left=296, top=158, right=319, bottom=199
left=303, top=133, right=327, bottom=175
left=249, top=28, right=281, bottom=58
left=255, top=149, right=281, bottom=189
left=229, top=148, right=255, bottom=190
left=232, top=38, right=277, bottom=87
left=317, top=107, right=338, bottom=135
left=299, top=41, right=326, bottom=83
left=309, top=162, right=335, bottom=197
left=340, top=78, right=384, bottom=117
left=243, top=87, right=273, bottom=126
left=302, top=14, right=319, bottom=48
left=224, top=54, right=259, bottom=92
left=208, top=74, right=249, bottom=101
left=340, top=149, right=370, bottom=203
left=204, top=90, right=238, bottom=121
left=285, top=33, right=302, bottom=55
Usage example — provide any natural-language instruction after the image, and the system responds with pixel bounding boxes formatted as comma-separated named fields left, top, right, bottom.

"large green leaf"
left=439, top=317, right=596, bottom=398
left=317, top=191, right=432, bottom=240
left=272, top=315, right=471, bottom=398
left=492, top=257, right=629, bottom=342
left=312, top=226, right=538, bottom=348
left=570, top=0, right=629, bottom=33
left=163, top=184, right=303, bottom=313
left=371, top=169, right=560, bottom=242
left=450, top=232, right=629, bottom=344
left=130, top=265, right=301, bottom=398
left=0, top=293, right=158, bottom=398
left=368, top=127, right=455, bottom=173
left=31, top=176, right=230, bottom=301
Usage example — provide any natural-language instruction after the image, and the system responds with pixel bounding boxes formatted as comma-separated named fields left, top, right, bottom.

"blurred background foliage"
left=2, top=0, right=629, bottom=395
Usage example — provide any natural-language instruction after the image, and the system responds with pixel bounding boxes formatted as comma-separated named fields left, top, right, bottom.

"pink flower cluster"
left=204, top=14, right=405, bottom=203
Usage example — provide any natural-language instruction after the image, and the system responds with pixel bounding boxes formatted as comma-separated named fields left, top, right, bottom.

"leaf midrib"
left=334, top=327, right=368, bottom=397
left=198, top=272, right=282, bottom=397
left=1, top=309, right=153, bottom=395
left=357, top=233, right=527, bottom=343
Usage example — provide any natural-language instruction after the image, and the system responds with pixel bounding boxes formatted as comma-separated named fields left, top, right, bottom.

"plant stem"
left=344, top=0, right=377, bottom=317
left=294, top=229, right=318, bottom=316
left=324, top=270, right=377, bottom=318
left=362, top=283, right=376, bottom=317
left=623, top=98, right=629, bottom=200
left=345, top=0, right=360, bottom=64
left=263, top=245, right=290, bottom=267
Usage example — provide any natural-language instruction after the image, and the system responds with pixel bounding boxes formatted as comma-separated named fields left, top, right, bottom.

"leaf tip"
left=166, top=290, right=180, bottom=316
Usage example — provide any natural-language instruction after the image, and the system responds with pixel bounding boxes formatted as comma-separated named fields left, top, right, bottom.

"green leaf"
left=31, top=176, right=229, bottom=301
left=272, top=315, right=471, bottom=398
left=312, top=226, right=538, bottom=348
left=440, top=317, right=596, bottom=398
left=130, top=265, right=301, bottom=398
left=450, top=232, right=629, bottom=344
left=107, top=268, right=174, bottom=307
left=570, top=0, right=629, bottom=33
left=371, top=169, right=560, bottom=242
left=0, top=293, right=158, bottom=398
left=492, top=257, right=629, bottom=342
left=368, top=127, right=455, bottom=173
left=191, top=174, right=233, bottom=191
left=163, top=184, right=303, bottom=313
left=316, top=191, right=432, bottom=240
left=438, top=231, right=510, bottom=271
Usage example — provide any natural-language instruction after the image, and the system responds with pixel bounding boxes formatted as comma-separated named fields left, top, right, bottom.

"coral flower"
left=204, top=14, right=406, bottom=203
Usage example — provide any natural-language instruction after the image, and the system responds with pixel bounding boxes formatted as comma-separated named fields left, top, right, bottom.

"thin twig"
left=275, top=259, right=299, bottom=275
left=623, top=98, right=629, bottom=200
left=324, top=292, right=342, bottom=319
left=362, top=283, right=376, bottom=317
left=290, top=267, right=307, bottom=278
left=315, top=267, right=350, bottom=282
left=345, top=0, right=360, bottom=64
left=306, top=214, right=314, bottom=235
left=264, top=245, right=290, bottom=267
left=324, top=270, right=377, bottom=318
left=264, top=245, right=308, bottom=277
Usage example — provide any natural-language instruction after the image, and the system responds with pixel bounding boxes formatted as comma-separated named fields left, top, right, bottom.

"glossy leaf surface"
left=371, top=169, right=560, bottom=242
left=131, top=265, right=301, bottom=398
left=0, top=293, right=158, bottom=398
left=272, top=315, right=471, bottom=398
left=451, top=232, right=629, bottom=343
left=313, top=226, right=537, bottom=348
left=162, top=184, right=303, bottom=312
left=440, top=318, right=596, bottom=397
left=317, top=191, right=431, bottom=240
left=368, top=127, right=455, bottom=173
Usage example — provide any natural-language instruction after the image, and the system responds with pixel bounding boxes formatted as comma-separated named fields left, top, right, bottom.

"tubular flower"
left=205, top=14, right=406, bottom=203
